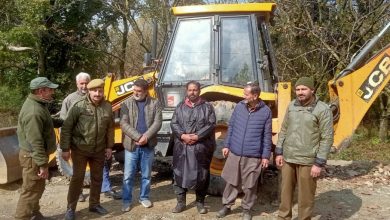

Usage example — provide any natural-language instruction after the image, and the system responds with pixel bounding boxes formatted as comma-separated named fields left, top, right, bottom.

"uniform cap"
left=30, top=77, right=59, bottom=90
left=295, top=77, right=314, bottom=89
left=87, top=79, right=104, bottom=89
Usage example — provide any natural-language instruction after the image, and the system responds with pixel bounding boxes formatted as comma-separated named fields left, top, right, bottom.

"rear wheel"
left=207, top=101, right=236, bottom=195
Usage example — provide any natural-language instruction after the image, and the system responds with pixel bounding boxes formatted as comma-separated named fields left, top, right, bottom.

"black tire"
left=207, top=101, right=236, bottom=196
left=56, top=147, right=91, bottom=186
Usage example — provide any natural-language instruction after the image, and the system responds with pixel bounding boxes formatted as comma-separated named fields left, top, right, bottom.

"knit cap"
left=295, top=77, right=314, bottom=89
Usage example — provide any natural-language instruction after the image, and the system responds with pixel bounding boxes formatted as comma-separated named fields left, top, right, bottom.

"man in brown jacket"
left=61, top=79, right=114, bottom=220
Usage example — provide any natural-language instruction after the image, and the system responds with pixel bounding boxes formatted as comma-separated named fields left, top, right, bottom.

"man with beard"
left=170, top=80, right=216, bottom=214
left=216, top=83, right=272, bottom=220
left=120, top=79, right=162, bottom=212
left=60, top=72, right=121, bottom=202
left=15, top=77, right=62, bottom=220
left=275, top=77, right=333, bottom=220
left=61, top=79, right=114, bottom=220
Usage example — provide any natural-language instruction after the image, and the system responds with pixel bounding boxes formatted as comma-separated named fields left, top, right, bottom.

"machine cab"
left=156, top=3, right=278, bottom=108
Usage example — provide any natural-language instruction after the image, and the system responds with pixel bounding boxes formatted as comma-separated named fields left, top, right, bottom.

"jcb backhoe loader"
left=0, top=3, right=389, bottom=194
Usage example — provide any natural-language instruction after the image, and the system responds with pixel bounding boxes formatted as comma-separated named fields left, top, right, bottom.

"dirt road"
left=1, top=160, right=389, bottom=220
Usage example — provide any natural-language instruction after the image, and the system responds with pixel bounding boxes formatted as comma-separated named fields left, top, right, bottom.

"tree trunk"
left=379, top=92, right=389, bottom=142
left=119, top=16, right=129, bottom=79
left=36, top=31, right=45, bottom=75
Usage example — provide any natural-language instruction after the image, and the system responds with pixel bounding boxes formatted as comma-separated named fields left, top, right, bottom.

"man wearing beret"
left=60, top=79, right=114, bottom=220
left=59, top=72, right=121, bottom=202
left=275, top=77, right=334, bottom=220
left=15, top=77, right=63, bottom=219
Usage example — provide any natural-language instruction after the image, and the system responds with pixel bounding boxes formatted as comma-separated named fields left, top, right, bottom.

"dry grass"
left=0, top=111, right=18, bottom=128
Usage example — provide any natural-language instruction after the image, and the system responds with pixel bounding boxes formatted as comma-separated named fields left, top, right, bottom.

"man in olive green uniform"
left=60, top=79, right=114, bottom=220
left=275, top=77, right=334, bottom=220
left=15, top=77, right=62, bottom=220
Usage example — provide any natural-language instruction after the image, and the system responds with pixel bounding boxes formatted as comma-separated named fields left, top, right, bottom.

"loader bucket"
left=0, top=127, right=22, bottom=184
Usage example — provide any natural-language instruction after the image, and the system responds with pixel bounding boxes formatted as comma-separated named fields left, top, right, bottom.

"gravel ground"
left=0, top=160, right=389, bottom=220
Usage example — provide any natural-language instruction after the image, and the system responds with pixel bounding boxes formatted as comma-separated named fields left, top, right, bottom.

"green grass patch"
left=329, top=126, right=390, bottom=161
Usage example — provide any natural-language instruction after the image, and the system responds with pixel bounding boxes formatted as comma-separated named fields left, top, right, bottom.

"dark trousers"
left=67, top=148, right=105, bottom=210
left=15, top=149, right=46, bottom=220
left=173, top=171, right=210, bottom=203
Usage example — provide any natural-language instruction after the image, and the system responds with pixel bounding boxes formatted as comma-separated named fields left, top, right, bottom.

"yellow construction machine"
left=0, top=3, right=389, bottom=194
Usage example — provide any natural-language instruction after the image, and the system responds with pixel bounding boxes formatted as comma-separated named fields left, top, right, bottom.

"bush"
left=0, top=85, right=24, bottom=112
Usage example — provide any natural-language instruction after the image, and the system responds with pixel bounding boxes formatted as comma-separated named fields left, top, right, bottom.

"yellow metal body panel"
left=104, top=71, right=157, bottom=104
left=200, top=84, right=277, bottom=101
left=272, top=82, right=292, bottom=145
left=329, top=45, right=390, bottom=150
left=172, top=3, right=276, bottom=22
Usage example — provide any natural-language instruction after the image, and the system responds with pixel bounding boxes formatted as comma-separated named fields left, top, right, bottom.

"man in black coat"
left=170, top=80, right=216, bottom=214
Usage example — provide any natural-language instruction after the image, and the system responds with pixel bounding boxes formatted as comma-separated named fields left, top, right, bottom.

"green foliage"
left=233, top=63, right=251, bottom=85
left=0, top=85, right=24, bottom=112
left=330, top=124, right=390, bottom=161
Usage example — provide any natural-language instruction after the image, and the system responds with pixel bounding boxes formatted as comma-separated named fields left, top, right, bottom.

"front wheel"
left=207, top=101, right=236, bottom=196
left=56, top=147, right=91, bottom=186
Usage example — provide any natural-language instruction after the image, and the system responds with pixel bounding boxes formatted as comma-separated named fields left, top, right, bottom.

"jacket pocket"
left=19, top=152, right=32, bottom=168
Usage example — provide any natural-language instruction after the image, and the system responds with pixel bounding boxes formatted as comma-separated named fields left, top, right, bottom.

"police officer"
left=61, top=79, right=114, bottom=220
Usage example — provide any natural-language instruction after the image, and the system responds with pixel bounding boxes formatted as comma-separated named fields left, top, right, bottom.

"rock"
left=364, top=181, right=373, bottom=187
left=347, top=170, right=359, bottom=177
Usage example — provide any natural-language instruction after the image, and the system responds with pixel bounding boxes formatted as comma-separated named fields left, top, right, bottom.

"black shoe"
left=172, top=194, right=186, bottom=213
left=104, top=190, right=122, bottom=200
left=89, top=205, right=108, bottom=215
left=31, top=211, right=46, bottom=220
left=196, top=202, right=207, bottom=214
left=78, top=193, right=86, bottom=202
left=64, top=208, right=75, bottom=220
left=242, top=209, right=252, bottom=220
left=172, top=202, right=186, bottom=213
left=216, top=206, right=231, bottom=218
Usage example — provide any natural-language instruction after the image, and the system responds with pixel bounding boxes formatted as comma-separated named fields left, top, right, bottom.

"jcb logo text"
left=356, top=54, right=390, bottom=102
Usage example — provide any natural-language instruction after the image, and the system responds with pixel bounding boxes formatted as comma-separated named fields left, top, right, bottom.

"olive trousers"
left=15, top=149, right=46, bottom=220
left=278, top=162, right=317, bottom=220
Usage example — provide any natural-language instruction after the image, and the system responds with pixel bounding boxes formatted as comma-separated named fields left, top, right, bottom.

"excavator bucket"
left=0, top=127, right=22, bottom=184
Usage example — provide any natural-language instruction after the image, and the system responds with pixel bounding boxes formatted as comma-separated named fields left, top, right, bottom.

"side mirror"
left=143, top=53, right=152, bottom=67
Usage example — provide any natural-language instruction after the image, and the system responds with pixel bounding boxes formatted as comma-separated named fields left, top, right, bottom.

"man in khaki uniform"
left=275, top=77, right=334, bottom=220
left=15, top=77, right=62, bottom=220
left=60, top=79, right=114, bottom=220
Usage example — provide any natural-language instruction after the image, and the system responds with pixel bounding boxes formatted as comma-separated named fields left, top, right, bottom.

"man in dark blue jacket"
left=216, top=83, right=272, bottom=220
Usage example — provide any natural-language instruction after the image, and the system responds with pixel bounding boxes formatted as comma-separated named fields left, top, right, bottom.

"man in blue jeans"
left=120, top=79, right=162, bottom=212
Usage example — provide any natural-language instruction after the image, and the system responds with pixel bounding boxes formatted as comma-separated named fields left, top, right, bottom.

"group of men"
left=15, top=73, right=333, bottom=220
